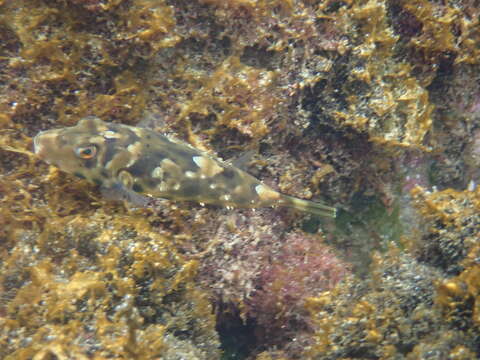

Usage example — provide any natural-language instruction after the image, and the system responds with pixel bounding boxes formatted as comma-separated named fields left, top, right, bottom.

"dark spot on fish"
left=162, top=171, right=172, bottom=181
left=102, top=142, right=117, bottom=167
left=178, top=148, right=198, bottom=159
left=132, top=183, right=144, bottom=192
left=151, top=150, right=170, bottom=162
left=74, top=172, right=86, bottom=179
left=126, top=130, right=141, bottom=145
left=92, top=178, right=103, bottom=186
left=170, top=147, right=199, bottom=168
left=144, top=178, right=159, bottom=189
left=222, top=168, right=236, bottom=179
left=83, top=159, right=96, bottom=169
left=126, top=150, right=168, bottom=177
left=179, top=181, right=199, bottom=197
left=126, top=161, right=147, bottom=177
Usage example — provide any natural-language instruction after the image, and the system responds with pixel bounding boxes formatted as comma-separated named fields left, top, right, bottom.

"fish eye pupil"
left=76, top=145, right=97, bottom=159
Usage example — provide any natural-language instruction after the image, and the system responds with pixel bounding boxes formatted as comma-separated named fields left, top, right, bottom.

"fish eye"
left=75, top=145, right=97, bottom=159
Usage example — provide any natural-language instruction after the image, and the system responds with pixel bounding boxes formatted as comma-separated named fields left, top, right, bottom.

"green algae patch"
left=341, top=193, right=402, bottom=244
left=331, top=193, right=403, bottom=274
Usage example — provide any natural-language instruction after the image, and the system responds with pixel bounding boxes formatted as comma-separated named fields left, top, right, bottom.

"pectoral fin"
left=100, top=182, right=153, bottom=207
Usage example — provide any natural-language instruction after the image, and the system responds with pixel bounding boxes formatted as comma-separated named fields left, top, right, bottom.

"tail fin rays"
left=280, top=195, right=336, bottom=218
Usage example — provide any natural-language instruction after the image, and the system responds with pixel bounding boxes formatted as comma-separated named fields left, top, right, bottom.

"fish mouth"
left=33, top=133, right=45, bottom=159
left=33, top=130, right=55, bottom=161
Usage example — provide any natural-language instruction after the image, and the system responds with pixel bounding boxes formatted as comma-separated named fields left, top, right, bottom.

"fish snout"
left=33, top=130, right=57, bottom=161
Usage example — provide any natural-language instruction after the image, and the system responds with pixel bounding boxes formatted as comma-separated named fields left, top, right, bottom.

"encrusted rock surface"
left=1, top=0, right=480, bottom=358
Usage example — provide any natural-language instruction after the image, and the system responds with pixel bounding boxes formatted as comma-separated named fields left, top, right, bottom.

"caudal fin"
left=280, top=195, right=336, bottom=218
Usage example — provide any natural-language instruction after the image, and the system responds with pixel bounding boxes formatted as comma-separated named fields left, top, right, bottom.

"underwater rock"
left=1, top=0, right=480, bottom=358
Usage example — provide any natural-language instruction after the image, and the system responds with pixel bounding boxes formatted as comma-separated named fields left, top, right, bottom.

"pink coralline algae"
left=245, top=231, right=350, bottom=344
left=192, top=207, right=349, bottom=350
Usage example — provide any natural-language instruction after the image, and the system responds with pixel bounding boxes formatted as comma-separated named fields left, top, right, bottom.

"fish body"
left=33, top=117, right=336, bottom=217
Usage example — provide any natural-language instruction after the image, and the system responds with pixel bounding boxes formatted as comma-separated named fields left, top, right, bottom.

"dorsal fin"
left=137, top=111, right=165, bottom=131
left=228, top=149, right=256, bottom=170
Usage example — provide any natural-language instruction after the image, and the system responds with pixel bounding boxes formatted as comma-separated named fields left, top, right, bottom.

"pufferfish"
left=33, top=117, right=336, bottom=218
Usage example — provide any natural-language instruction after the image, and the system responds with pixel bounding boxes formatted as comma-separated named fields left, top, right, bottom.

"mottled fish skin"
left=33, top=117, right=336, bottom=217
